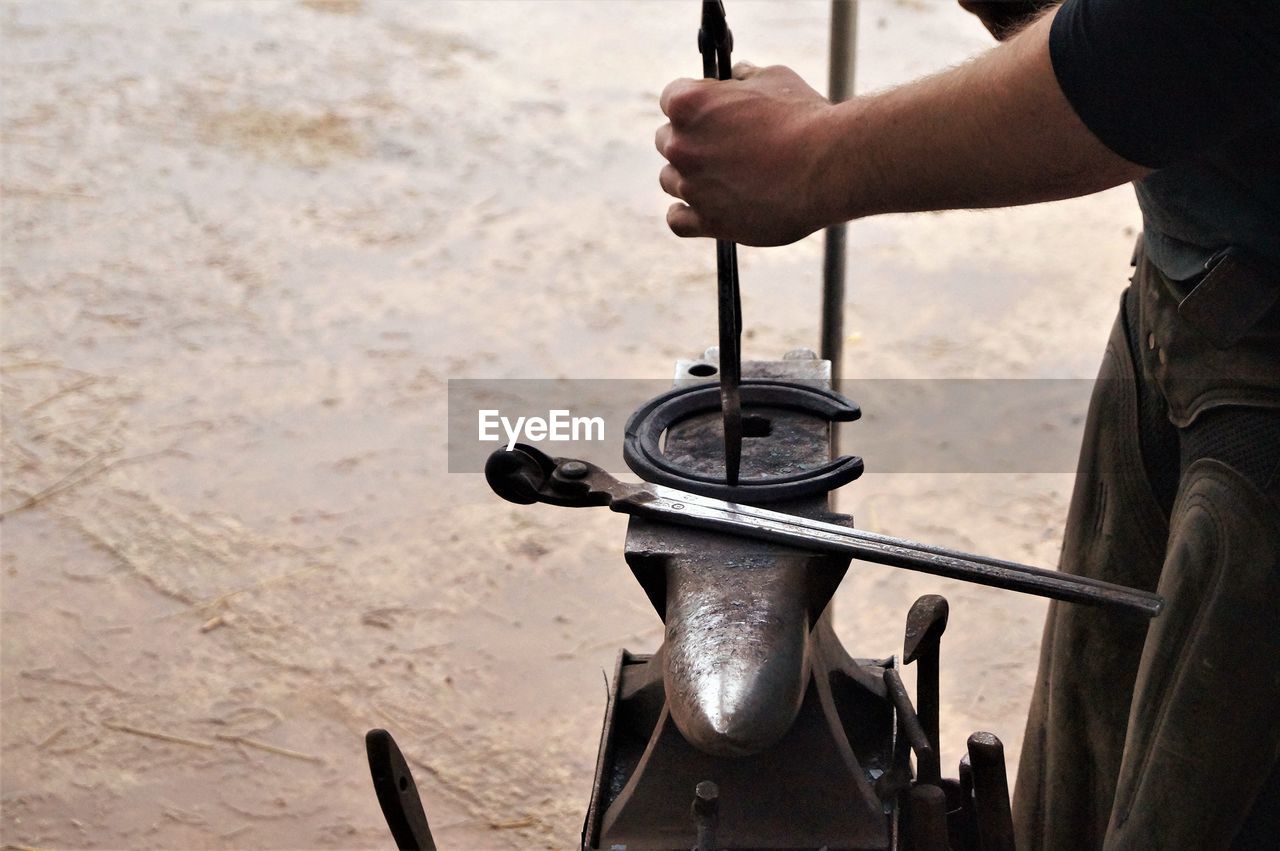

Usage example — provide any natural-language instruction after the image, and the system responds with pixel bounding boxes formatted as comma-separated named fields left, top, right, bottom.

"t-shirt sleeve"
left=1048, top=0, right=1280, bottom=169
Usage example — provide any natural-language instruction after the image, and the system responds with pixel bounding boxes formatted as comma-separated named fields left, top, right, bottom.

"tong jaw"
left=698, top=1, right=733, bottom=60
left=484, top=444, right=629, bottom=508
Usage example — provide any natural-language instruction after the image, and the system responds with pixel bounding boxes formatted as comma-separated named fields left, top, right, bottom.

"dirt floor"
left=2, top=1, right=1143, bottom=848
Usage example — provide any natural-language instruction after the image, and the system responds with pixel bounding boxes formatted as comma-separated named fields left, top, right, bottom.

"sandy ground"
left=2, top=1, right=1143, bottom=848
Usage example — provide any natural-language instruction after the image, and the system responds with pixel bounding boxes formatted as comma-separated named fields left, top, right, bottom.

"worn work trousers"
left=1013, top=244, right=1280, bottom=850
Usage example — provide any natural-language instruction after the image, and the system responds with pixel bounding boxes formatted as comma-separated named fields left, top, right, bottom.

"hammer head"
left=904, top=594, right=949, bottom=663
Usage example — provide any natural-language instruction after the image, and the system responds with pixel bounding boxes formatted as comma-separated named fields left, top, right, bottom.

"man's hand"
left=656, top=63, right=839, bottom=246
left=655, top=10, right=1147, bottom=246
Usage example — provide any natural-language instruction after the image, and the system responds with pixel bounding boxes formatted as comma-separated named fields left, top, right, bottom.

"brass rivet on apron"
left=1147, top=333, right=1156, bottom=350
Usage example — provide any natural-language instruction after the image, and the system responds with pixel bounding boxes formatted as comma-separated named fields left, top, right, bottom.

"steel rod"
left=628, top=486, right=1163, bottom=617
left=821, top=0, right=858, bottom=407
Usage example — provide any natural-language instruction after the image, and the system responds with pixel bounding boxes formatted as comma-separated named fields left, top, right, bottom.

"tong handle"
left=366, top=729, right=437, bottom=851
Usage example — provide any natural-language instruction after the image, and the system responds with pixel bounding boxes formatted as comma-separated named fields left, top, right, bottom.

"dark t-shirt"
left=1048, top=0, right=1280, bottom=280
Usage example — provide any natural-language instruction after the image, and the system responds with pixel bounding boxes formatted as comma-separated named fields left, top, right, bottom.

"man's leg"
left=1013, top=288, right=1174, bottom=850
left=1103, top=250, right=1280, bottom=848
left=1020, top=243, right=1280, bottom=848
left=1104, top=450, right=1280, bottom=849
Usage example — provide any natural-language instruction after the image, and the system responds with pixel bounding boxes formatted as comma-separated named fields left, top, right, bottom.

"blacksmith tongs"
left=698, top=0, right=744, bottom=486
left=485, top=444, right=1165, bottom=619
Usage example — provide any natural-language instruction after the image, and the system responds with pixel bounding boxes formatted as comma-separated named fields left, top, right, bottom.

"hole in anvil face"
left=687, top=363, right=718, bottom=377
left=654, top=405, right=827, bottom=480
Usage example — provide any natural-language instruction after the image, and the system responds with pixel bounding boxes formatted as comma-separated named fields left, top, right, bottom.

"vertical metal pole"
left=819, top=1, right=857, bottom=626
left=822, top=0, right=858, bottom=402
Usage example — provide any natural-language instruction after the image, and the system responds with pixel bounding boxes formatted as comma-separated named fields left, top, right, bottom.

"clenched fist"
left=656, top=62, right=844, bottom=246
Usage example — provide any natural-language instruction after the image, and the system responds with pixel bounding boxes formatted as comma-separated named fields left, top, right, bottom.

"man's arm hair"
left=958, top=0, right=1060, bottom=41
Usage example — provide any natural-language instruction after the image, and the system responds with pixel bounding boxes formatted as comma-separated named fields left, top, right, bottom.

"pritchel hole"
left=743, top=415, right=772, bottom=437
left=687, top=363, right=717, bottom=377
left=399, top=775, right=409, bottom=792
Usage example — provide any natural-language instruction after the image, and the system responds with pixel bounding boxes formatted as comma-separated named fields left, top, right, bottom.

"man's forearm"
left=821, top=10, right=1149, bottom=223
left=656, top=6, right=1149, bottom=245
